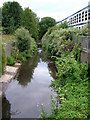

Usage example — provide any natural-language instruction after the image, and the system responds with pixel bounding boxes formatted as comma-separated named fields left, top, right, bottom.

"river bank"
left=0, top=63, right=21, bottom=97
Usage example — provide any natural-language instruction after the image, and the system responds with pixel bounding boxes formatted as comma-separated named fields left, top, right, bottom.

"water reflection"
left=17, top=55, right=40, bottom=86
left=17, top=48, right=57, bottom=87
left=3, top=48, right=57, bottom=118
left=2, top=95, right=11, bottom=119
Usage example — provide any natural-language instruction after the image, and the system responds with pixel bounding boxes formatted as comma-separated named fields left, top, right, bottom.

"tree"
left=59, top=21, right=68, bottom=29
left=20, top=8, right=39, bottom=40
left=39, top=17, right=56, bottom=40
left=2, top=1, right=23, bottom=34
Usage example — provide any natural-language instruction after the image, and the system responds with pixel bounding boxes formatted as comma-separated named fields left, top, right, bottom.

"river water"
left=2, top=48, right=57, bottom=119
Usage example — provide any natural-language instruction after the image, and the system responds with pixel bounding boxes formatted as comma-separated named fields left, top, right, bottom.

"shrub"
left=14, top=27, right=37, bottom=62
left=42, top=27, right=75, bottom=56
left=17, top=51, right=27, bottom=62
left=79, top=24, right=89, bottom=36
left=42, top=25, right=89, bottom=57
left=58, top=21, right=68, bottom=29
left=7, top=56, right=15, bottom=66
left=15, top=27, right=32, bottom=52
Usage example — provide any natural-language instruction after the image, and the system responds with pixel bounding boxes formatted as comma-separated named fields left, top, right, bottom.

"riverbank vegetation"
left=41, top=25, right=89, bottom=119
left=42, top=24, right=89, bottom=57
left=1, top=1, right=39, bottom=66
left=7, top=27, right=37, bottom=66
left=48, top=51, right=88, bottom=118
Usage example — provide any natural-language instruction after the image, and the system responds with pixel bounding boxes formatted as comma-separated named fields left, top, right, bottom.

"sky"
left=0, top=0, right=89, bottom=21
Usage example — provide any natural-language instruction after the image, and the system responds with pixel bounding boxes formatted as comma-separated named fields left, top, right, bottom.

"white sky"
left=0, top=0, right=89, bottom=21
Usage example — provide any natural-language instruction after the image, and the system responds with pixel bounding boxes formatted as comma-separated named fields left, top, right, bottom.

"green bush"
left=15, top=27, right=32, bottom=52
left=17, top=51, right=27, bottom=62
left=78, top=24, right=89, bottom=36
left=58, top=21, right=68, bottom=29
left=14, top=27, right=37, bottom=62
left=7, top=56, right=15, bottom=66
left=42, top=25, right=89, bottom=57
left=42, top=27, right=75, bottom=56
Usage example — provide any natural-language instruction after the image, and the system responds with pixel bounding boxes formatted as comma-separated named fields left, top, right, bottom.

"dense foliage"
left=5, top=27, right=37, bottom=66
left=42, top=27, right=74, bottom=56
left=20, top=8, right=39, bottom=40
left=2, top=1, right=23, bottom=34
left=15, top=27, right=32, bottom=52
left=42, top=25, right=89, bottom=57
left=58, top=21, right=68, bottom=29
left=13, top=27, right=37, bottom=62
left=39, top=17, right=56, bottom=40
left=41, top=24, right=89, bottom=118
left=49, top=55, right=88, bottom=118
left=7, top=56, right=15, bottom=66
left=2, top=1, right=39, bottom=40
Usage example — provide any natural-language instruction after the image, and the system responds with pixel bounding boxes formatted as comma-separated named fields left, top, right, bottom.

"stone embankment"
left=0, top=63, right=21, bottom=97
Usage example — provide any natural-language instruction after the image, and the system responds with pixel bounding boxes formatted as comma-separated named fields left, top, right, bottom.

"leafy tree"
left=2, top=1, right=23, bottom=34
left=39, top=17, right=56, bottom=40
left=58, top=21, right=68, bottom=29
left=20, top=8, right=39, bottom=40
left=9, top=17, right=15, bottom=33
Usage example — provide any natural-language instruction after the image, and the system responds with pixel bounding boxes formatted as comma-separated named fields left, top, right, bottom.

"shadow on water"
left=2, top=47, right=57, bottom=118
left=17, top=54, right=40, bottom=86
left=2, top=95, right=11, bottom=119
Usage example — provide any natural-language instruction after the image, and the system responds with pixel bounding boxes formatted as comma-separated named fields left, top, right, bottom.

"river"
left=2, top=48, right=57, bottom=119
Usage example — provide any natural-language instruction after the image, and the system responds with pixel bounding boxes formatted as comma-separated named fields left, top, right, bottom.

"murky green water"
left=2, top=48, right=57, bottom=119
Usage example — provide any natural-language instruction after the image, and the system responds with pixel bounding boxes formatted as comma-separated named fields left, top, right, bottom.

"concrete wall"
left=81, top=50, right=90, bottom=65
left=4, top=42, right=15, bottom=57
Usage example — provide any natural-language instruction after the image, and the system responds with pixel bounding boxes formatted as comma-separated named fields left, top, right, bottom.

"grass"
left=1, top=34, right=16, bottom=46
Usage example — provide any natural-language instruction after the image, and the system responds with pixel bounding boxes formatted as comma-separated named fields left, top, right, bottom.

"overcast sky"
left=0, top=0, right=89, bottom=21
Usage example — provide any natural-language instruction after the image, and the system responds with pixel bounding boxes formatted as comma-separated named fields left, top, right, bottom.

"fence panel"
left=73, top=35, right=90, bottom=52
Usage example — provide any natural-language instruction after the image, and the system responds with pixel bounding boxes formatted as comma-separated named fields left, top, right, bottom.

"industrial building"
left=57, top=3, right=90, bottom=29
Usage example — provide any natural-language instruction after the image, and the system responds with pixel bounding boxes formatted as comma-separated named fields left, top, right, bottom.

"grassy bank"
left=2, top=34, right=16, bottom=46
